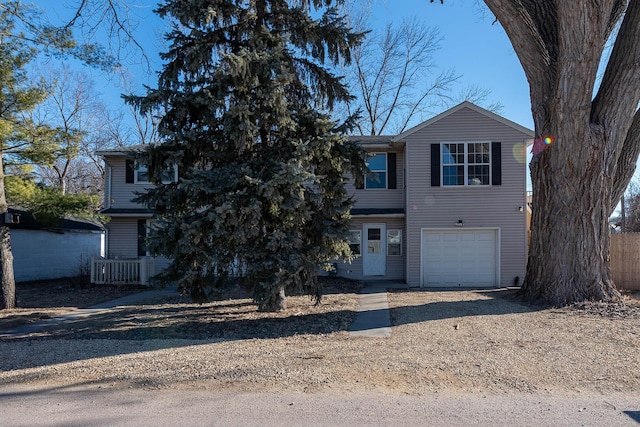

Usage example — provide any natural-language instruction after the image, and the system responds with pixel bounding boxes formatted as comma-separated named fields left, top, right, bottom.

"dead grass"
left=1, top=284, right=640, bottom=397
left=0, top=280, right=147, bottom=332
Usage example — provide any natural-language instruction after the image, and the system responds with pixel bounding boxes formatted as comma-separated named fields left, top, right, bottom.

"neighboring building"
left=96, top=101, right=533, bottom=288
left=94, top=145, right=172, bottom=285
left=9, top=208, right=104, bottom=282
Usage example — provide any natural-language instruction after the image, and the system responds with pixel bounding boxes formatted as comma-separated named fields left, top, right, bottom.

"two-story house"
left=93, top=101, right=533, bottom=287
left=340, top=101, right=533, bottom=287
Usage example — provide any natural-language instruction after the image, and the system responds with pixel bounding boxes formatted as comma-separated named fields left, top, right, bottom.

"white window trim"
left=441, top=141, right=492, bottom=187
left=134, top=164, right=178, bottom=184
left=365, top=152, right=388, bottom=190
left=349, top=230, right=362, bottom=256
left=387, top=229, right=402, bottom=256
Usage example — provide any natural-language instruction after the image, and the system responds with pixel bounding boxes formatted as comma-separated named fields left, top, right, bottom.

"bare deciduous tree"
left=476, top=0, right=640, bottom=305
left=346, top=17, right=459, bottom=135
left=0, top=0, right=145, bottom=309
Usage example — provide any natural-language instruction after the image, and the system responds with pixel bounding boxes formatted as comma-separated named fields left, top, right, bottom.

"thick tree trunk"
left=482, top=1, right=640, bottom=306
left=521, top=129, right=621, bottom=305
left=0, top=153, right=16, bottom=309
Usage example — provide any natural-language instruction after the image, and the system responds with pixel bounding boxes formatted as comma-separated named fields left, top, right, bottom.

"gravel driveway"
left=1, top=287, right=639, bottom=399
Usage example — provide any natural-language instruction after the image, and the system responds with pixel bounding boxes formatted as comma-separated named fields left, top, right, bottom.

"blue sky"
left=29, top=0, right=534, bottom=132
left=369, top=1, right=532, bottom=129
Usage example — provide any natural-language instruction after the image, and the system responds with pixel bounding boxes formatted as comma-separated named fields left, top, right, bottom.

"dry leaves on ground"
left=0, top=280, right=147, bottom=332
left=1, top=283, right=639, bottom=397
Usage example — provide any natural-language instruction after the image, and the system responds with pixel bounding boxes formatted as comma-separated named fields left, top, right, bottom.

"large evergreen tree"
left=129, top=0, right=366, bottom=311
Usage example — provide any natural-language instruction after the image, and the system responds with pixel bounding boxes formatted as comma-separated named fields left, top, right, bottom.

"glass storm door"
left=363, top=223, right=386, bottom=276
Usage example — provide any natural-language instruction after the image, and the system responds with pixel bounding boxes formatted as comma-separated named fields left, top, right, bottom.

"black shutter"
left=126, top=159, right=135, bottom=183
left=491, top=142, right=502, bottom=186
left=387, top=152, right=396, bottom=189
left=355, top=172, right=364, bottom=190
left=430, top=144, right=441, bottom=187
left=137, top=219, right=147, bottom=256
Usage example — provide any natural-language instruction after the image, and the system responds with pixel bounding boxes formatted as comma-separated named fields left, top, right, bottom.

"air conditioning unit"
left=4, top=213, right=20, bottom=224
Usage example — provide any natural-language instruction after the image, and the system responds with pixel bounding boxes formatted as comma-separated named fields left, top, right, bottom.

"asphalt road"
left=1, top=384, right=639, bottom=426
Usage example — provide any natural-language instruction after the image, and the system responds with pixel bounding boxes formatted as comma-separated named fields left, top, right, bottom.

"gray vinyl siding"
left=106, top=157, right=154, bottom=209
left=346, top=149, right=405, bottom=210
left=404, top=106, right=529, bottom=287
left=106, top=218, right=171, bottom=272
left=335, top=217, right=405, bottom=282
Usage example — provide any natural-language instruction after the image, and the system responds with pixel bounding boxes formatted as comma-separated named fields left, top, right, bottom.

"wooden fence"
left=610, top=233, right=640, bottom=290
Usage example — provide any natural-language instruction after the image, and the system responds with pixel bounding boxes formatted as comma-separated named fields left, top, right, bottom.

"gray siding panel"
left=107, top=218, right=171, bottom=273
left=107, top=157, right=155, bottom=209
left=107, top=218, right=139, bottom=259
left=346, top=150, right=405, bottom=210
left=404, top=106, right=529, bottom=287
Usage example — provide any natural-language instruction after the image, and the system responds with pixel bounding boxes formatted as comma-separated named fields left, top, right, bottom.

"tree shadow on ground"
left=624, top=411, right=640, bottom=423
left=388, top=288, right=545, bottom=327
left=0, top=295, right=357, bottom=370
left=0, top=287, right=544, bottom=372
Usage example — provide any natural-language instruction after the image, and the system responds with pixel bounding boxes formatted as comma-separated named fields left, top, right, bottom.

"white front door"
left=363, top=223, right=386, bottom=276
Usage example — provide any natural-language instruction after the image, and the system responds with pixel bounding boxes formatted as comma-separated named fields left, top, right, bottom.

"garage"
left=421, top=228, right=498, bottom=287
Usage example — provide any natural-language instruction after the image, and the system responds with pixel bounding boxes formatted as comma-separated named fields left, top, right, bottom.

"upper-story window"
left=442, top=142, right=491, bottom=186
left=365, top=153, right=387, bottom=189
left=126, top=159, right=177, bottom=184
left=354, top=152, right=397, bottom=190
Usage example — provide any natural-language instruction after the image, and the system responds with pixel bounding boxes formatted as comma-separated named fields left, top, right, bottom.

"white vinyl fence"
left=91, top=257, right=155, bottom=286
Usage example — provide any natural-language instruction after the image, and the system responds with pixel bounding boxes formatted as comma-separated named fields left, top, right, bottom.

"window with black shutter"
left=431, top=142, right=501, bottom=186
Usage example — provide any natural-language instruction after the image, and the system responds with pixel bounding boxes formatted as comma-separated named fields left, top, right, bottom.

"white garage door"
left=421, top=229, right=498, bottom=287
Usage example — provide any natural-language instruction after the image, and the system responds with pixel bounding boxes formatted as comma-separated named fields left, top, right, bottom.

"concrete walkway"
left=3, top=283, right=400, bottom=339
left=349, top=282, right=406, bottom=338
left=0, top=287, right=178, bottom=338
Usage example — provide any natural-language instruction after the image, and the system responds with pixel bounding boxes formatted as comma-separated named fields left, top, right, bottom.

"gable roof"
left=393, top=101, right=534, bottom=141
left=95, top=144, right=150, bottom=157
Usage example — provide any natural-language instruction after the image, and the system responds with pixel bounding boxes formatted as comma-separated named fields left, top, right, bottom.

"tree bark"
left=523, top=130, right=621, bottom=305
left=259, top=283, right=287, bottom=312
left=0, top=153, right=16, bottom=309
left=480, top=0, right=640, bottom=305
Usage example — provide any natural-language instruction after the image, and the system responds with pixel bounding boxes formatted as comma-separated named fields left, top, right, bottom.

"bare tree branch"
left=346, top=17, right=458, bottom=134
left=592, top=0, right=640, bottom=137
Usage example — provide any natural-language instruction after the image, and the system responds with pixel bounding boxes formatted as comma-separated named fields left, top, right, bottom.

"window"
left=442, top=142, right=491, bottom=186
left=135, top=164, right=178, bottom=184
left=365, top=153, right=387, bottom=189
left=387, top=229, right=402, bottom=256
left=349, top=230, right=361, bottom=255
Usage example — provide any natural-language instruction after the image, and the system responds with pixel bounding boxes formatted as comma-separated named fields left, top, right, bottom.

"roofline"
left=393, top=101, right=535, bottom=141
left=351, top=213, right=405, bottom=218
left=95, top=144, right=150, bottom=157
left=103, top=212, right=154, bottom=218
